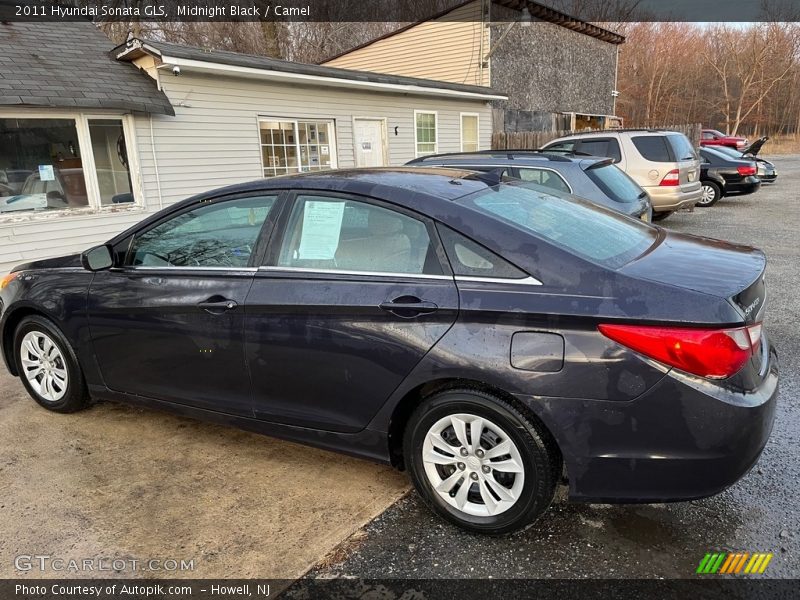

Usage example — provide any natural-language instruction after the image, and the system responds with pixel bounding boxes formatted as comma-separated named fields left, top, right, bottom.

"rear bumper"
left=519, top=345, right=778, bottom=503
left=725, top=177, right=762, bottom=195
left=646, top=184, right=702, bottom=212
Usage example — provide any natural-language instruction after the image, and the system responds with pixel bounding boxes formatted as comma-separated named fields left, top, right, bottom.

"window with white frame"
left=0, top=116, right=134, bottom=215
left=415, top=111, right=437, bottom=157
left=461, top=114, right=479, bottom=152
left=259, top=119, right=336, bottom=177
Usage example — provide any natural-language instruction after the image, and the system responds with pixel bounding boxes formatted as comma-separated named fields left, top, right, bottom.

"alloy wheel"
left=20, top=331, right=69, bottom=402
left=421, top=413, right=526, bottom=517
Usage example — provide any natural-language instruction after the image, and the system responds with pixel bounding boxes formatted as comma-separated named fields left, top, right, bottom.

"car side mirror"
left=81, top=244, right=114, bottom=272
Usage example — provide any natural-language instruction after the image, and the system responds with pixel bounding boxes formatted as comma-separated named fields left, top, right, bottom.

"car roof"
left=408, top=150, right=580, bottom=164
left=165, top=167, right=500, bottom=210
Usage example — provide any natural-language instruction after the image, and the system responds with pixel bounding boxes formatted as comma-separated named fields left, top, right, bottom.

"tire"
left=696, top=181, right=722, bottom=207
left=652, top=211, right=674, bottom=222
left=13, top=315, right=90, bottom=413
left=403, top=388, right=559, bottom=535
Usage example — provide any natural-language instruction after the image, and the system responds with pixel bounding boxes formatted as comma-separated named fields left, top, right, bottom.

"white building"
left=0, top=21, right=504, bottom=274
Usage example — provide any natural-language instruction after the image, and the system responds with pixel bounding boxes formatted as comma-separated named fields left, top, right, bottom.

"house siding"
left=1, top=75, right=491, bottom=274
left=135, top=71, right=493, bottom=207
left=322, top=1, right=490, bottom=87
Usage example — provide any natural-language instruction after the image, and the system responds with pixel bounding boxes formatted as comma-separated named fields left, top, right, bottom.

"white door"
left=353, top=119, right=387, bottom=167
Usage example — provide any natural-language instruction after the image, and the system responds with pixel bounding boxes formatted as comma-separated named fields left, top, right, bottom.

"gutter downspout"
left=149, top=114, right=164, bottom=210
left=613, top=44, right=620, bottom=116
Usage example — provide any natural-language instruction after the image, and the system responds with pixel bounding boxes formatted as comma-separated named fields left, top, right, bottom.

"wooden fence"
left=491, top=123, right=702, bottom=150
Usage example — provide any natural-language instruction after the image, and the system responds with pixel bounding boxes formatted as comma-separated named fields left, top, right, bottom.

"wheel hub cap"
left=20, top=331, right=68, bottom=403
left=421, top=413, right=526, bottom=517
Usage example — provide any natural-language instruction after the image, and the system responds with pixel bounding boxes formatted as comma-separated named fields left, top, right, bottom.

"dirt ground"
left=0, top=367, right=409, bottom=579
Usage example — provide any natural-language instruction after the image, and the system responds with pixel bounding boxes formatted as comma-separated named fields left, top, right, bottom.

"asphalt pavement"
left=305, top=155, right=800, bottom=581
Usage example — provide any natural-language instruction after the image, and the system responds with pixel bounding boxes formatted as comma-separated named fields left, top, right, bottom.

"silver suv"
left=542, top=130, right=701, bottom=220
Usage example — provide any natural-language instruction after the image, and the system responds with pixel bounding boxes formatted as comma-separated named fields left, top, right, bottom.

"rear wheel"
left=697, top=182, right=721, bottom=207
left=652, top=211, right=674, bottom=222
left=403, top=388, right=559, bottom=534
left=13, top=315, right=90, bottom=413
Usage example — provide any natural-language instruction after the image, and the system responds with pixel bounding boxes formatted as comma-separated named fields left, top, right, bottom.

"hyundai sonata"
left=0, top=168, right=777, bottom=534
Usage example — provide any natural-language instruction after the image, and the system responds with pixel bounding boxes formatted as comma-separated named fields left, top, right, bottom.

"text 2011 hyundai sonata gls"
left=0, top=168, right=777, bottom=534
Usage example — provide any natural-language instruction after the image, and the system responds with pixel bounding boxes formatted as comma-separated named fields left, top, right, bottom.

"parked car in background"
left=697, top=147, right=761, bottom=207
left=0, top=168, right=777, bottom=534
left=701, top=129, right=749, bottom=150
left=542, top=130, right=701, bottom=221
left=405, top=151, right=652, bottom=221
left=712, top=137, right=777, bottom=184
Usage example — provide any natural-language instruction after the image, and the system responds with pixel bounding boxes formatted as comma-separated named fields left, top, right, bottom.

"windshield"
left=585, top=164, right=645, bottom=203
left=710, top=145, right=744, bottom=159
left=456, top=182, right=657, bottom=269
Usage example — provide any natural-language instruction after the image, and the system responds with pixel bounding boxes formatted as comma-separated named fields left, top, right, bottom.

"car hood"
left=619, top=230, right=766, bottom=301
left=12, top=253, right=82, bottom=273
left=741, top=136, right=768, bottom=156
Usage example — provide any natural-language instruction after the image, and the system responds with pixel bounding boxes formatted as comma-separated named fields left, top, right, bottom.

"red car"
left=701, top=129, right=749, bottom=149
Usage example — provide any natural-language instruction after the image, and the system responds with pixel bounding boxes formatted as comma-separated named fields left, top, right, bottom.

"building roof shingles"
left=0, top=20, right=174, bottom=115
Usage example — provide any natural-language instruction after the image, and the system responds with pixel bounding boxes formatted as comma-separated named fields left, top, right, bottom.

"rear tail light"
left=659, top=169, right=680, bottom=186
left=737, top=165, right=757, bottom=176
left=598, top=323, right=762, bottom=379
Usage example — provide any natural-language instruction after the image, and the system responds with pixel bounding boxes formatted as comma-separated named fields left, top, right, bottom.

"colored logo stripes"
left=696, top=552, right=773, bottom=574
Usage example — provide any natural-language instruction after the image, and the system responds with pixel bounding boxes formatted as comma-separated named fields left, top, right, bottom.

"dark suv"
left=406, top=151, right=652, bottom=221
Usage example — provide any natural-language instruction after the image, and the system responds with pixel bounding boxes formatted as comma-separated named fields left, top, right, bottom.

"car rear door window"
left=516, top=168, right=571, bottom=193
left=584, top=164, right=644, bottom=204
left=129, top=195, right=277, bottom=268
left=437, top=225, right=528, bottom=279
left=576, top=138, right=622, bottom=163
left=631, top=136, right=673, bottom=163
left=276, top=195, right=443, bottom=275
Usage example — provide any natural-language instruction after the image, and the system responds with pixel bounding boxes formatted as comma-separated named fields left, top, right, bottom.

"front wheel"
left=13, top=315, right=90, bottom=413
left=696, top=181, right=721, bottom=207
left=403, top=389, right=559, bottom=534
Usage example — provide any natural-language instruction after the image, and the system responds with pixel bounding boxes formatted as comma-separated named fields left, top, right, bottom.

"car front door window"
left=129, top=196, right=277, bottom=268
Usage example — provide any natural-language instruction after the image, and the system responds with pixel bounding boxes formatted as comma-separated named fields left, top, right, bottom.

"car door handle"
left=198, top=298, right=238, bottom=314
left=379, top=297, right=439, bottom=318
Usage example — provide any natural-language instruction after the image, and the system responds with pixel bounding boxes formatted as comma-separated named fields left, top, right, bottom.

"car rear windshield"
left=456, top=183, right=657, bottom=269
left=666, top=134, right=697, bottom=161
left=584, top=164, right=644, bottom=203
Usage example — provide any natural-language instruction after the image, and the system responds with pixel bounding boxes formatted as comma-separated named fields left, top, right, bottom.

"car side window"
left=702, top=132, right=714, bottom=140
left=276, top=195, right=443, bottom=276
left=631, top=136, right=673, bottom=162
left=516, top=168, right=571, bottom=193
left=575, top=138, right=622, bottom=163
left=437, top=225, right=528, bottom=279
left=129, top=195, right=277, bottom=268
left=544, top=140, right=576, bottom=153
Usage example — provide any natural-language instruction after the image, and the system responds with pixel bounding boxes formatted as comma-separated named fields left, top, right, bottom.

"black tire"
left=652, top=210, right=674, bottom=222
left=403, top=388, right=559, bottom=535
left=696, top=181, right=722, bottom=207
left=13, top=315, right=90, bottom=413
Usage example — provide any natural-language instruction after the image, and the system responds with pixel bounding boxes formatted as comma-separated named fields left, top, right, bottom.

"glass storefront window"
left=0, top=118, right=89, bottom=213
